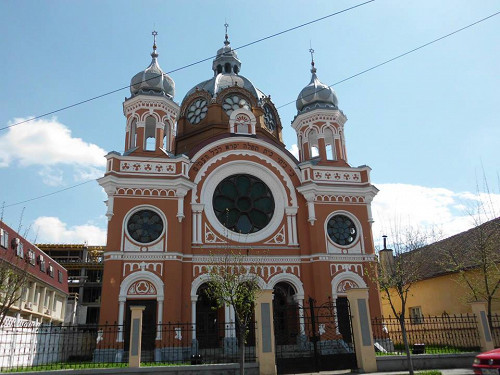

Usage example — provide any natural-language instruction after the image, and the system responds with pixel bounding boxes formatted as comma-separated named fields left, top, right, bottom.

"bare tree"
left=204, top=249, right=262, bottom=375
left=438, top=182, right=500, bottom=329
left=375, top=225, right=439, bottom=375
left=0, top=246, right=31, bottom=326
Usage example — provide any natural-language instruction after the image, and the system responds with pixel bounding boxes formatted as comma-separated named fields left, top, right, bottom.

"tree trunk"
left=239, top=323, right=246, bottom=375
left=400, top=316, right=414, bottom=375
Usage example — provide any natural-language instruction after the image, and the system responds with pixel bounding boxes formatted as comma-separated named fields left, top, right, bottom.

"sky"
left=0, top=1, right=498, bottom=247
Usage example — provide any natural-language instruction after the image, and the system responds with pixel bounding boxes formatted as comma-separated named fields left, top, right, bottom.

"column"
left=255, top=289, right=277, bottom=375
left=117, top=298, right=125, bottom=342
left=470, top=301, right=494, bottom=352
left=128, top=306, right=146, bottom=368
left=156, top=298, right=163, bottom=340
left=191, top=296, right=197, bottom=340
left=346, top=288, right=377, bottom=373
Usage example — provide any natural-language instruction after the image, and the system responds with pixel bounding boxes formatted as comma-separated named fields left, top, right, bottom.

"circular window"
left=212, top=174, right=274, bottom=234
left=187, top=98, right=208, bottom=124
left=263, top=104, right=276, bottom=131
left=127, top=209, right=164, bottom=243
left=327, top=214, right=357, bottom=246
left=222, top=95, right=250, bottom=116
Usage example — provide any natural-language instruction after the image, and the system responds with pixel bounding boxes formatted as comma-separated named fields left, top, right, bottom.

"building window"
left=48, top=264, right=54, bottom=278
left=17, top=242, right=24, bottom=258
left=0, top=229, right=7, bottom=249
left=410, top=306, right=424, bottom=324
left=28, top=250, right=36, bottom=265
left=39, top=256, right=46, bottom=272
left=58, top=270, right=63, bottom=283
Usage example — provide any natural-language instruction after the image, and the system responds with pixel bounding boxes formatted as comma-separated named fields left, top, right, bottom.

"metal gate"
left=274, top=297, right=356, bottom=374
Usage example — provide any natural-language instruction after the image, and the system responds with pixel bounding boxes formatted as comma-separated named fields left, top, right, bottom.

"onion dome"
left=296, top=51, right=338, bottom=113
left=183, top=24, right=265, bottom=102
left=130, top=31, right=175, bottom=98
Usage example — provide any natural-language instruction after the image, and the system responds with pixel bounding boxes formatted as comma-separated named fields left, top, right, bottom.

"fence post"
left=255, top=289, right=277, bottom=375
left=346, top=288, right=377, bottom=373
left=128, top=306, right=145, bottom=367
left=470, top=301, right=494, bottom=352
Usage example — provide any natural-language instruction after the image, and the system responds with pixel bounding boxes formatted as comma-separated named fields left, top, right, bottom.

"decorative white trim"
left=200, top=161, right=287, bottom=243
left=264, top=226, right=286, bottom=245
left=123, top=262, right=163, bottom=276
left=204, top=223, right=227, bottom=244
left=311, top=170, right=361, bottom=184
left=119, top=270, right=164, bottom=299
left=120, top=161, right=176, bottom=175
left=121, top=204, right=167, bottom=252
left=330, top=270, right=366, bottom=299
left=266, top=272, right=305, bottom=300
left=229, top=109, right=257, bottom=135
left=324, top=210, right=364, bottom=254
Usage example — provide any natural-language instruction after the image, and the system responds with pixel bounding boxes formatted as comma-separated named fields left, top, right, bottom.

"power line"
left=0, top=1, right=375, bottom=132
left=277, top=10, right=500, bottom=109
left=3, top=10, right=499, bottom=209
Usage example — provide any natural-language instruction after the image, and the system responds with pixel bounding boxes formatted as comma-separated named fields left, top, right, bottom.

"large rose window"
left=212, top=174, right=275, bottom=234
left=127, top=209, right=164, bottom=243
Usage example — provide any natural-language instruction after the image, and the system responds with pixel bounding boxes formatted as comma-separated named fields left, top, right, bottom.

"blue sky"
left=0, top=1, right=498, bottom=246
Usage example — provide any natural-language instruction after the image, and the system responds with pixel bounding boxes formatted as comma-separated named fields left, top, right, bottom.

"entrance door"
left=124, top=300, right=157, bottom=355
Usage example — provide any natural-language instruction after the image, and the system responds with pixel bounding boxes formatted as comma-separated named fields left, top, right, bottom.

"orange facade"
left=98, top=34, right=382, bottom=338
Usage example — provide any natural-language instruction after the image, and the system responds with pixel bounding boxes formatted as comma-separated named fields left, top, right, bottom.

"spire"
left=309, top=47, right=317, bottom=74
left=151, top=30, right=158, bottom=58
left=224, top=22, right=230, bottom=46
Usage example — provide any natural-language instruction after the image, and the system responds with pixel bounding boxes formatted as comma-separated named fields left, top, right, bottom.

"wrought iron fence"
left=372, top=314, right=481, bottom=355
left=489, top=313, right=500, bottom=348
left=0, top=320, right=256, bottom=371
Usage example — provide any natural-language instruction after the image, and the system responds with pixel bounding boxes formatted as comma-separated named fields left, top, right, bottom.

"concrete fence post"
left=128, top=306, right=145, bottom=367
left=255, top=289, right=277, bottom=375
left=346, top=288, right=377, bottom=373
left=470, top=301, right=494, bottom=352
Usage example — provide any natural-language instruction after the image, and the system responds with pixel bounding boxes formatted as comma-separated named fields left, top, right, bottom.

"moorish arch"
left=117, top=270, right=164, bottom=341
left=330, top=270, right=366, bottom=300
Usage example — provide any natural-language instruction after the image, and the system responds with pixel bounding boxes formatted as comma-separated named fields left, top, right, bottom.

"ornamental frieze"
left=312, top=170, right=361, bottom=184
left=120, top=161, right=176, bottom=175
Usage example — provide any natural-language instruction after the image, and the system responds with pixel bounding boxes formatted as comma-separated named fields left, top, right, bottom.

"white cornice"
left=98, top=175, right=196, bottom=195
left=291, top=109, right=347, bottom=131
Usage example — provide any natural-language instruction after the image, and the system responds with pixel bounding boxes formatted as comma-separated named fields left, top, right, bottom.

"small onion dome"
left=130, top=40, right=175, bottom=98
left=296, top=63, right=338, bottom=113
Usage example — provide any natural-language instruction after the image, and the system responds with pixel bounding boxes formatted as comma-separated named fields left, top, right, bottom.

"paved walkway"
left=296, top=370, right=474, bottom=375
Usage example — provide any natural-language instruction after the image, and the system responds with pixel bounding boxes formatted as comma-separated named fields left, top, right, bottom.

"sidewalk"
left=296, top=370, right=474, bottom=375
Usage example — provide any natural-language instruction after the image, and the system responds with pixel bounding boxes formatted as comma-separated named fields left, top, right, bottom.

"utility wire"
left=0, top=1, right=374, bottom=132
left=3, top=10, right=499, bottom=208
left=277, top=10, right=500, bottom=109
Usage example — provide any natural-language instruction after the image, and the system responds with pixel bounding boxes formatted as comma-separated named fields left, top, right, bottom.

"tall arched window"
left=163, top=122, right=170, bottom=151
left=308, top=130, right=319, bottom=158
left=324, top=128, right=335, bottom=160
left=144, top=116, right=156, bottom=151
left=129, top=119, right=137, bottom=149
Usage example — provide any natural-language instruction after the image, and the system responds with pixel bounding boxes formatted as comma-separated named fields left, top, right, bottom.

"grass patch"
left=417, top=371, right=442, bottom=375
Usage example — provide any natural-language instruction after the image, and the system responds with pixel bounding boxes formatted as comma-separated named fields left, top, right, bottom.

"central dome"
left=183, top=31, right=265, bottom=102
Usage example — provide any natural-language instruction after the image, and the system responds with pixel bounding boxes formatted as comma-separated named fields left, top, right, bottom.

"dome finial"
left=224, top=22, right=230, bottom=46
left=151, top=30, right=158, bottom=58
left=309, top=46, right=317, bottom=74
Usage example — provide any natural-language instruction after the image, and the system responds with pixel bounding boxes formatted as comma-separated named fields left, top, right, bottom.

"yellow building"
left=380, top=217, right=500, bottom=320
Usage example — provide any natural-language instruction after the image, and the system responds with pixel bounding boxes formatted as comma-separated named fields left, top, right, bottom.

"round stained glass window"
left=127, top=209, right=164, bottom=244
left=213, top=174, right=274, bottom=234
left=327, top=214, right=357, bottom=246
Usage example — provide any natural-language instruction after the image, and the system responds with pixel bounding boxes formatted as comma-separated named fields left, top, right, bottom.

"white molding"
left=200, top=161, right=287, bottom=243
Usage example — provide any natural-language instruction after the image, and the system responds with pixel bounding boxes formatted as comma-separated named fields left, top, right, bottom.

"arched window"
left=129, top=119, right=137, bottom=149
left=308, top=130, right=319, bottom=158
left=324, top=128, right=335, bottom=160
left=163, top=123, right=170, bottom=151
left=224, top=63, right=231, bottom=73
left=144, top=116, right=156, bottom=151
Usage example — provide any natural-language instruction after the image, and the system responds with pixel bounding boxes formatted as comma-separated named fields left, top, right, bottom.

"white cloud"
left=0, top=117, right=106, bottom=184
left=33, top=216, right=107, bottom=246
left=371, top=183, right=500, bottom=247
left=287, top=144, right=299, bottom=159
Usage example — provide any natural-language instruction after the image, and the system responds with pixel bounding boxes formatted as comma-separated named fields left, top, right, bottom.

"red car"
left=473, top=348, right=500, bottom=374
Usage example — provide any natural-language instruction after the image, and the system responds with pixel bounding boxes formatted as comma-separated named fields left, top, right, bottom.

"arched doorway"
left=196, top=284, right=224, bottom=349
left=273, top=282, right=300, bottom=345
